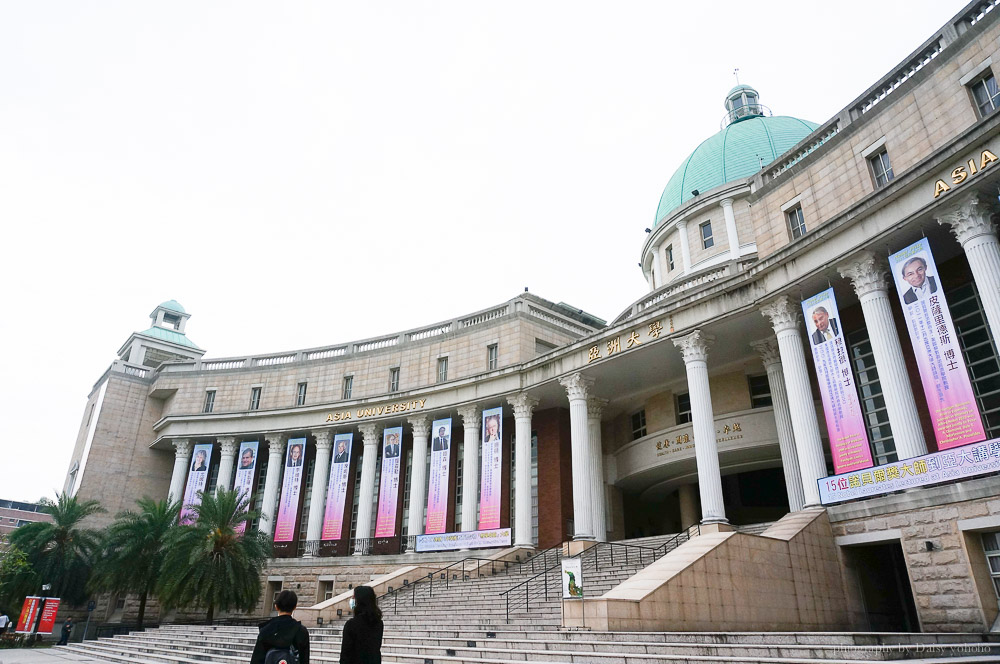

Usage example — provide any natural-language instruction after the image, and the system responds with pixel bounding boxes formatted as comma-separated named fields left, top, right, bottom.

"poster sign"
left=15, top=596, right=41, bottom=633
left=426, top=418, right=452, bottom=534
left=889, top=238, right=986, bottom=450
left=37, top=599, right=60, bottom=635
left=561, top=558, right=583, bottom=599
left=274, top=437, right=307, bottom=543
left=233, top=441, right=258, bottom=535
left=415, top=527, right=511, bottom=552
left=802, top=289, right=874, bottom=473
left=478, top=407, right=503, bottom=530
left=321, top=433, right=354, bottom=541
left=180, top=443, right=213, bottom=524
left=375, top=427, right=403, bottom=538
left=819, top=437, right=1000, bottom=504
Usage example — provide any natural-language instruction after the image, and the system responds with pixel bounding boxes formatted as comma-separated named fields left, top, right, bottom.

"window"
left=666, top=245, right=674, bottom=271
left=342, top=375, right=353, bottom=400
left=630, top=410, right=647, bottom=440
left=971, top=74, right=1000, bottom=117
left=162, top=313, right=181, bottom=330
left=700, top=221, right=714, bottom=249
left=249, top=387, right=262, bottom=411
left=848, top=328, right=897, bottom=466
left=389, top=368, right=400, bottom=393
left=748, top=375, right=772, bottom=408
left=676, top=392, right=692, bottom=425
left=296, top=382, right=308, bottom=406
left=786, top=205, right=807, bottom=240
left=868, top=149, right=894, bottom=188
left=320, top=581, right=335, bottom=602
left=437, top=357, right=448, bottom=383
left=203, top=390, right=216, bottom=414
left=487, top=344, right=498, bottom=371
left=982, top=532, right=1000, bottom=598
left=948, top=282, right=1000, bottom=439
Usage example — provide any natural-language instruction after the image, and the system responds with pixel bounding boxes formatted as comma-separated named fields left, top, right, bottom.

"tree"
left=90, top=498, right=180, bottom=628
left=0, top=534, right=36, bottom=610
left=157, top=489, right=270, bottom=624
left=7, top=494, right=104, bottom=606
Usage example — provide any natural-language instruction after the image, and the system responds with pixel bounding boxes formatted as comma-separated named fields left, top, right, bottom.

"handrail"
left=377, top=555, right=513, bottom=615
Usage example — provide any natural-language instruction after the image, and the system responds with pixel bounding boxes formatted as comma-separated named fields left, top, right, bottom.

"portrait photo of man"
left=384, top=432, right=400, bottom=458
left=483, top=415, right=501, bottom=443
left=810, top=306, right=840, bottom=345
left=334, top=439, right=351, bottom=464
left=901, top=256, right=938, bottom=304
left=432, top=426, right=450, bottom=452
left=286, top=443, right=303, bottom=467
left=191, top=449, right=208, bottom=472
left=239, top=447, right=256, bottom=470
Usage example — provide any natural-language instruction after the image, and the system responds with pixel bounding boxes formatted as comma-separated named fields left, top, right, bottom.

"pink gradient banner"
left=375, top=427, right=403, bottom=538
left=321, top=433, right=354, bottom=540
left=179, top=443, right=213, bottom=525
left=802, top=289, right=874, bottom=474
left=425, top=418, right=452, bottom=535
left=478, top=407, right=503, bottom=530
left=274, top=437, right=307, bottom=543
left=889, top=239, right=985, bottom=450
left=233, top=441, right=258, bottom=536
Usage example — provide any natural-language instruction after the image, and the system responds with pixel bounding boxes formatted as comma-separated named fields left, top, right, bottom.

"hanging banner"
left=179, top=443, right=213, bottom=525
left=426, top=418, right=452, bottom=534
left=321, top=433, right=354, bottom=541
left=802, top=290, right=874, bottom=474
left=415, top=527, right=511, bottom=552
left=561, top=558, right=584, bottom=599
left=478, top=407, right=503, bottom=530
left=233, top=441, right=258, bottom=535
left=37, top=598, right=61, bottom=635
left=374, top=427, right=403, bottom=537
left=274, top=437, right=307, bottom=543
left=15, top=596, right=41, bottom=633
left=889, top=239, right=986, bottom=450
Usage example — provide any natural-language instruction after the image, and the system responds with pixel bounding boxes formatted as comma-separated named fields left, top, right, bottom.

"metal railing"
left=378, top=556, right=516, bottom=615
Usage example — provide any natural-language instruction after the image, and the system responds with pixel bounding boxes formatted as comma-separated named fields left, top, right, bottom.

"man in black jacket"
left=250, top=590, right=310, bottom=664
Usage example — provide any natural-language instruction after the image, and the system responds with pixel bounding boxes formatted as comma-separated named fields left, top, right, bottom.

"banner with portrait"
left=426, top=417, right=452, bottom=534
left=180, top=443, right=213, bottom=525
left=233, top=441, right=259, bottom=535
left=375, top=426, right=403, bottom=537
left=478, top=406, right=503, bottom=530
left=802, top=289, right=874, bottom=473
left=274, top=437, right=307, bottom=543
left=321, top=433, right=354, bottom=541
left=889, top=238, right=986, bottom=450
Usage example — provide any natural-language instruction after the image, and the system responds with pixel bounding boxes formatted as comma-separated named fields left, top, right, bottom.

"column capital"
left=409, top=416, right=431, bottom=439
left=358, top=423, right=382, bottom=446
left=587, top=397, right=608, bottom=420
left=677, top=218, right=688, bottom=230
left=172, top=439, right=192, bottom=457
left=936, top=194, right=996, bottom=244
left=837, top=250, right=889, bottom=298
left=559, top=373, right=594, bottom=401
left=749, top=338, right=781, bottom=368
left=457, top=404, right=482, bottom=428
left=265, top=433, right=288, bottom=455
left=217, top=436, right=238, bottom=456
left=507, top=393, right=540, bottom=419
left=312, top=429, right=334, bottom=450
left=760, top=296, right=801, bottom=334
left=673, top=329, right=714, bottom=364
left=719, top=198, right=734, bottom=210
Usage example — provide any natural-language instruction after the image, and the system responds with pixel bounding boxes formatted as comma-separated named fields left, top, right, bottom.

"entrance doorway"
left=845, top=542, right=919, bottom=631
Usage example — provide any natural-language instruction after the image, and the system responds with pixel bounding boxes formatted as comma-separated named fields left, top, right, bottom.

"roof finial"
left=733, top=68, right=740, bottom=85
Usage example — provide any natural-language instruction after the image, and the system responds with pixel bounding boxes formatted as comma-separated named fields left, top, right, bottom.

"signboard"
left=321, top=433, right=354, bottom=541
left=180, top=443, right=213, bottom=524
left=274, top=437, right=307, bottom=545
left=819, top=437, right=1000, bottom=504
left=561, top=558, right=583, bottom=599
left=37, top=599, right=60, bottom=635
left=233, top=441, right=258, bottom=536
left=15, top=596, right=41, bottom=633
left=425, top=418, right=452, bottom=535
left=478, top=407, right=503, bottom=530
left=415, top=527, right=511, bottom=552
left=375, top=427, right=403, bottom=538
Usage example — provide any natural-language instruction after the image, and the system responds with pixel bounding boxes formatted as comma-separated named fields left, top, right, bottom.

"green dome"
left=159, top=299, right=186, bottom=314
left=655, top=115, right=819, bottom=224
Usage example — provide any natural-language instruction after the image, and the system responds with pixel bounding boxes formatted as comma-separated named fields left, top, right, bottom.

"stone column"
left=407, top=417, right=431, bottom=541
left=937, top=194, right=1000, bottom=343
left=508, top=393, right=539, bottom=548
left=651, top=246, right=663, bottom=289
left=750, top=338, right=806, bottom=512
left=839, top=251, right=928, bottom=460
left=457, top=405, right=482, bottom=532
left=304, top=430, right=334, bottom=549
left=673, top=331, right=727, bottom=525
left=354, top=423, right=382, bottom=551
left=720, top=198, right=740, bottom=261
left=259, top=433, right=288, bottom=538
left=677, top=483, right=699, bottom=530
left=214, top=436, right=238, bottom=496
left=587, top=397, right=609, bottom=542
left=677, top=219, right=693, bottom=274
left=167, top=439, right=192, bottom=504
left=761, top=296, right=828, bottom=508
left=559, top=373, right=595, bottom=540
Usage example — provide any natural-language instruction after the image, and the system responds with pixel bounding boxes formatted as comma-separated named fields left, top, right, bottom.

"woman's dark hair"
left=352, top=585, right=382, bottom=621
left=274, top=590, right=298, bottom=613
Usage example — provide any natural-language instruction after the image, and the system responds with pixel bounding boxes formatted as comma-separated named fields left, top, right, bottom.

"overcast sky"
left=0, top=1, right=966, bottom=502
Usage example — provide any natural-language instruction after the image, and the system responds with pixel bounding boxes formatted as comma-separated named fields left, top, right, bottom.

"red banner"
left=37, top=598, right=61, bottom=635
left=15, top=596, right=41, bottom=633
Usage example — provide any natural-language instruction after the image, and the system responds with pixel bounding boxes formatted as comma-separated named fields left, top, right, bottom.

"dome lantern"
left=722, top=84, right=770, bottom=127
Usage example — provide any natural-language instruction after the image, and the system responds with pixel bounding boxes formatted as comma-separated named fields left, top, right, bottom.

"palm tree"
left=157, top=489, right=271, bottom=624
left=6, top=493, right=104, bottom=606
left=91, top=498, right=180, bottom=628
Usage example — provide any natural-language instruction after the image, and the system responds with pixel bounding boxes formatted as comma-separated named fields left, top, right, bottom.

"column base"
left=564, top=540, right=598, bottom=556
left=699, top=521, right=733, bottom=534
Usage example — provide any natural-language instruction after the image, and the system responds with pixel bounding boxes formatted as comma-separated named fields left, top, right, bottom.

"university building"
left=64, top=0, right=1000, bottom=635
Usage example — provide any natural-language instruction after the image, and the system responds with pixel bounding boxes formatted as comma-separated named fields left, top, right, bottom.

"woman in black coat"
left=339, top=585, right=383, bottom=664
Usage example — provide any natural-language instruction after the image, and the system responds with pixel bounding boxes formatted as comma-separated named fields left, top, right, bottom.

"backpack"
left=264, top=623, right=301, bottom=664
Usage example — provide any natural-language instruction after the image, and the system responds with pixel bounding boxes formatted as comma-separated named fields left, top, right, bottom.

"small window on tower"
left=676, top=393, right=692, bottom=425
left=700, top=221, right=714, bottom=249
left=630, top=410, right=647, bottom=440
left=296, top=382, right=308, bottom=406
left=204, top=390, right=216, bottom=414
left=249, top=387, right=262, bottom=411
